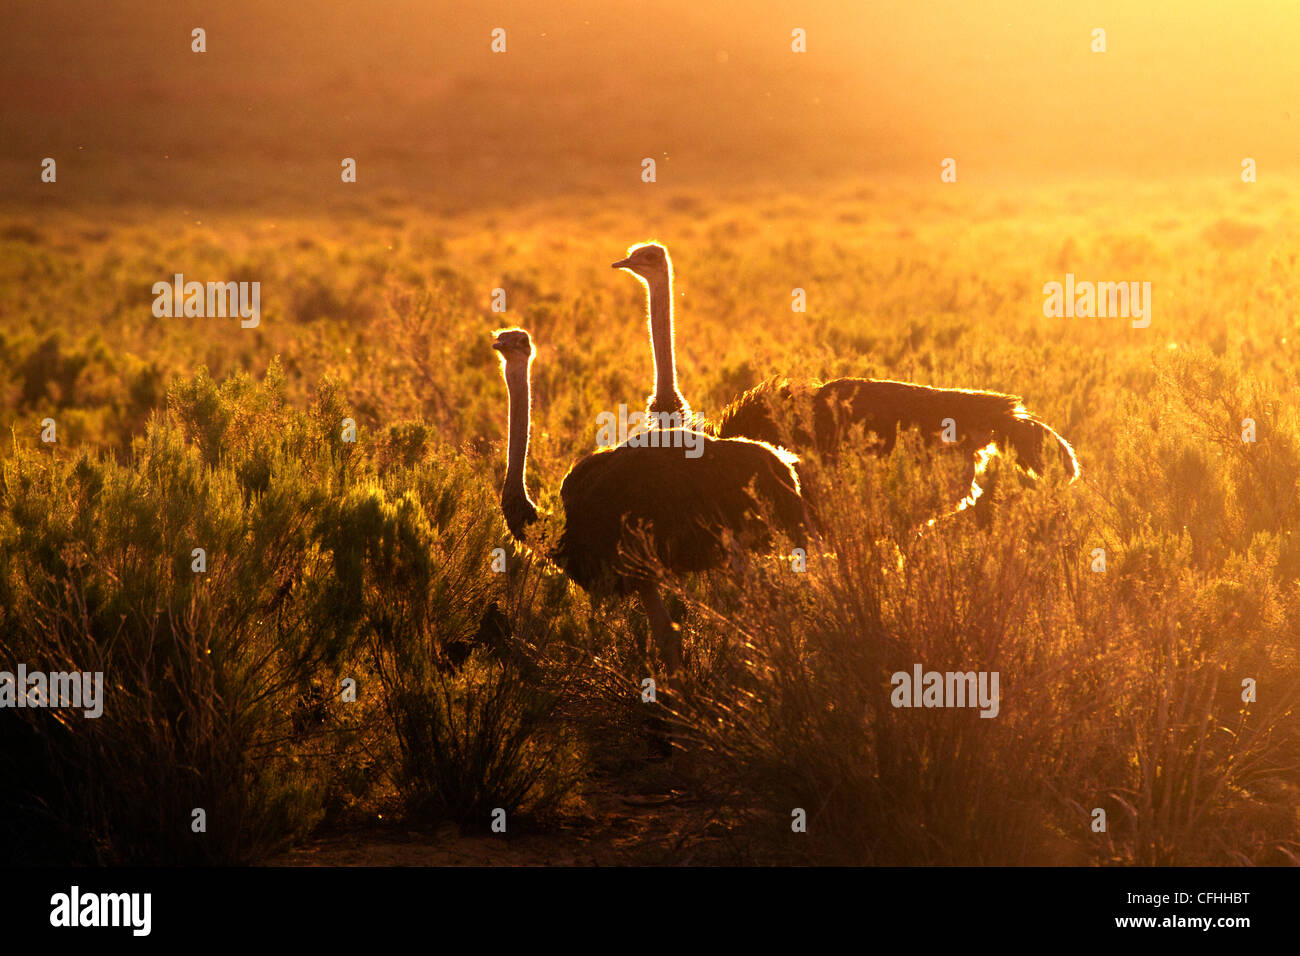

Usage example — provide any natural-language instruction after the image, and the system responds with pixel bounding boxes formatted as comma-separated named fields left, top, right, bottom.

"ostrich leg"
left=636, top=580, right=683, bottom=676
left=636, top=579, right=681, bottom=760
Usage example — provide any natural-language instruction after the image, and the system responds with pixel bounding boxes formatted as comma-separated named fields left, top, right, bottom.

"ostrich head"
left=492, top=327, right=534, bottom=364
left=611, top=242, right=670, bottom=281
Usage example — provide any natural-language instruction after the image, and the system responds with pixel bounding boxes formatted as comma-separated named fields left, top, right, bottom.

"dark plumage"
left=556, top=430, right=804, bottom=592
left=714, top=376, right=1079, bottom=480
left=492, top=327, right=804, bottom=672
left=502, top=428, right=804, bottom=591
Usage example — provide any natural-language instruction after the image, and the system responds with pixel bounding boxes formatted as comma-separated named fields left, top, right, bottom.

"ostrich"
left=611, top=242, right=1079, bottom=508
left=491, top=327, right=804, bottom=675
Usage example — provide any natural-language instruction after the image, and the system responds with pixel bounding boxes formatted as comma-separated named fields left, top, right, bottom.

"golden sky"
left=2, top=0, right=1296, bottom=204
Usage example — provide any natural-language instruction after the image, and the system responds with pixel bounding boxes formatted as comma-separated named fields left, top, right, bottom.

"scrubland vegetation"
left=1, top=179, right=1297, bottom=864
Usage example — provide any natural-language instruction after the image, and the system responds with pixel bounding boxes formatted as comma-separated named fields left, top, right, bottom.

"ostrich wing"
left=556, top=430, right=803, bottom=593
left=717, top=377, right=1078, bottom=480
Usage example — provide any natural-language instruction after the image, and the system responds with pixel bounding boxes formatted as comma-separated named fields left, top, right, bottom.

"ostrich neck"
left=503, top=361, right=533, bottom=505
left=647, top=271, right=681, bottom=408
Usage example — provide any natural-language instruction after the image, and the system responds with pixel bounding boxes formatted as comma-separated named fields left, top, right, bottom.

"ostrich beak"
left=491, top=340, right=504, bottom=351
left=611, top=257, right=632, bottom=269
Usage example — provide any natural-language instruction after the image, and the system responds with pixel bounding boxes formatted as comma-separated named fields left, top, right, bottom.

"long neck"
left=646, top=266, right=688, bottom=417
left=501, top=360, right=538, bottom=538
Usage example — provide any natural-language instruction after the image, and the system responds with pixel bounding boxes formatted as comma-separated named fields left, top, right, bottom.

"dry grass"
left=1, top=179, right=1298, bottom=864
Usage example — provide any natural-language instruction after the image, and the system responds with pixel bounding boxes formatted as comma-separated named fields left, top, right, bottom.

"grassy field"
left=3, top=0, right=1299, bottom=867
left=1, top=176, right=1297, bottom=864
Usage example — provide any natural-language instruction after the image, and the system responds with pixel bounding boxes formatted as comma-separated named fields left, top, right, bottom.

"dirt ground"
left=267, top=762, right=749, bottom=867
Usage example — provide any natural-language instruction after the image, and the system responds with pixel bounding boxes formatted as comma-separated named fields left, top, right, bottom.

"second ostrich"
left=492, top=327, right=804, bottom=674
left=612, top=242, right=1079, bottom=506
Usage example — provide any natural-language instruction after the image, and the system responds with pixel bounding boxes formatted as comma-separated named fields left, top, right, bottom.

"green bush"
left=0, top=363, right=587, bottom=861
left=673, top=354, right=1300, bottom=864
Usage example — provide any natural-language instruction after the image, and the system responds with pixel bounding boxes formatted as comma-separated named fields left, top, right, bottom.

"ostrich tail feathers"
left=1006, top=410, right=1080, bottom=482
